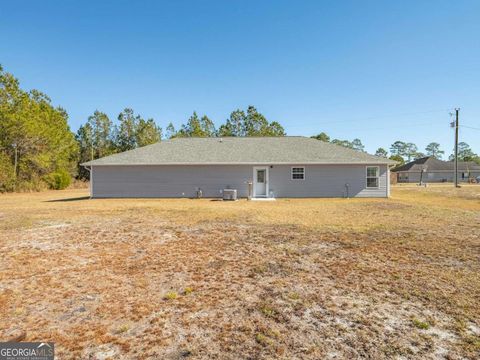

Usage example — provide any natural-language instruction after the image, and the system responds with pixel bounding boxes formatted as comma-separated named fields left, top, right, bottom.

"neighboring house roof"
left=82, top=136, right=396, bottom=166
left=392, top=156, right=480, bottom=172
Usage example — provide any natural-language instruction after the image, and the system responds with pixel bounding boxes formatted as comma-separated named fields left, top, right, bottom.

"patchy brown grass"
left=0, top=185, right=479, bottom=359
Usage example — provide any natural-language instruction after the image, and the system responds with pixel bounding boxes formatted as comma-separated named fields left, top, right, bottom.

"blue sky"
left=1, top=0, right=479, bottom=157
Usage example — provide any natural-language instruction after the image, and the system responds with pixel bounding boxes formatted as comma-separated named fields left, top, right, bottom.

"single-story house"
left=82, top=137, right=396, bottom=199
left=392, top=156, right=480, bottom=183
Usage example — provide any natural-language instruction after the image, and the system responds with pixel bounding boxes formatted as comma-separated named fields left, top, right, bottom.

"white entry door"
left=254, top=167, right=268, bottom=197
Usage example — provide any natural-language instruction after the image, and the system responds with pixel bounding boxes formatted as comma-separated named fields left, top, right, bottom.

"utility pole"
left=454, top=108, right=460, bottom=188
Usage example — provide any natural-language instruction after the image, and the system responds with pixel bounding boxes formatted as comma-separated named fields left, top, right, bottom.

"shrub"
left=287, top=292, right=300, bottom=300
left=260, top=304, right=277, bottom=318
left=163, top=291, right=178, bottom=300
left=184, top=287, right=194, bottom=295
left=44, top=169, right=71, bottom=190
left=411, top=318, right=430, bottom=330
left=16, top=175, right=47, bottom=192
left=255, top=333, right=272, bottom=346
left=118, top=324, right=129, bottom=333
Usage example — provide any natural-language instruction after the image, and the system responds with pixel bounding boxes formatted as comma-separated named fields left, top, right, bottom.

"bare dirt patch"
left=0, top=186, right=479, bottom=359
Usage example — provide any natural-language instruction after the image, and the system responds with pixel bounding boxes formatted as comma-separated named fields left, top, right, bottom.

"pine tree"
left=165, top=122, right=177, bottom=139
left=115, top=108, right=139, bottom=151
left=218, top=110, right=247, bottom=137
left=375, top=148, right=388, bottom=158
left=136, top=118, right=162, bottom=147
left=87, top=110, right=114, bottom=158
left=425, top=142, right=444, bottom=159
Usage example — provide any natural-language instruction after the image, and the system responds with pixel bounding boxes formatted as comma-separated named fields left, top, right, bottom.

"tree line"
left=0, top=66, right=78, bottom=192
left=0, top=64, right=286, bottom=190
left=311, top=132, right=480, bottom=165
left=76, top=106, right=285, bottom=179
left=1, top=65, right=478, bottom=192
left=76, top=109, right=162, bottom=178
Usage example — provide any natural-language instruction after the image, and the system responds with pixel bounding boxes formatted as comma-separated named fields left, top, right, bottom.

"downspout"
left=387, top=165, right=390, bottom=197
left=84, top=165, right=92, bottom=199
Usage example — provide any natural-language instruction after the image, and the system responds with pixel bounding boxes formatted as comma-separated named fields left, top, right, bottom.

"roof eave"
left=81, top=161, right=396, bottom=166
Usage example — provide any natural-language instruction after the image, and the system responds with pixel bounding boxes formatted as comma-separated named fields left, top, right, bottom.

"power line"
left=460, top=125, right=480, bottom=131
left=312, top=108, right=454, bottom=126
left=342, top=121, right=445, bottom=132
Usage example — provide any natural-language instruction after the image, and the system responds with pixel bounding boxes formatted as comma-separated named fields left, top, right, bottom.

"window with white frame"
left=291, top=167, right=305, bottom=180
left=366, top=166, right=379, bottom=188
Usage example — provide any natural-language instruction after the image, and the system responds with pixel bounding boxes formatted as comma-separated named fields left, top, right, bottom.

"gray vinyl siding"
left=92, top=165, right=252, bottom=198
left=268, top=165, right=387, bottom=198
left=91, top=164, right=389, bottom=198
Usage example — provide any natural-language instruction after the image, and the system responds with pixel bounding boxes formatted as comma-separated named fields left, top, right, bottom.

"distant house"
left=82, top=137, right=396, bottom=199
left=392, top=156, right=480, bottom=183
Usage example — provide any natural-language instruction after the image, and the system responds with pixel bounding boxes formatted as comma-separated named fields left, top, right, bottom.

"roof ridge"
left=170, top=136, right=307, bottom=139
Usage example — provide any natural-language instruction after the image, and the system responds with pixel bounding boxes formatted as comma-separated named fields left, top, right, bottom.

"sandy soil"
left=0, top=185, right=479, bottom=359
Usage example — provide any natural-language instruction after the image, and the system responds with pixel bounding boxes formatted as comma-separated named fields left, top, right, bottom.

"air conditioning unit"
left=223, top=189, right=237, bottom=201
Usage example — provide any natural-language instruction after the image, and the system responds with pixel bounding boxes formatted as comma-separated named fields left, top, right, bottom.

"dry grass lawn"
left=1, top=184, right=479, bottom=359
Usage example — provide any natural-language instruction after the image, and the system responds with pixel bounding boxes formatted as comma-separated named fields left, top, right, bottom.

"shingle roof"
left=82, top=137, right=396, bottom=166
left=392, top=156, right=480, bottom=172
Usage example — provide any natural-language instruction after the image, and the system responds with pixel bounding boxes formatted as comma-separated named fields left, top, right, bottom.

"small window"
left=257, top=169, right=265, bottom=183
left=366, top=166, right=379, bottom=188
left=291, top=167, right=305, bottom=180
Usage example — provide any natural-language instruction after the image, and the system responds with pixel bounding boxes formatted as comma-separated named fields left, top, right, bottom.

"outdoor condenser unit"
left=223, top=189, right=237, bottom=201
